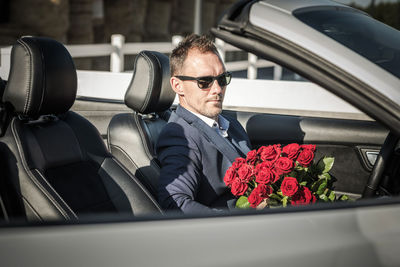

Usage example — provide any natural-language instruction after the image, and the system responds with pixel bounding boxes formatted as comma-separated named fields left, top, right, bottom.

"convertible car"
left=0, top=0, right=400, bottom=266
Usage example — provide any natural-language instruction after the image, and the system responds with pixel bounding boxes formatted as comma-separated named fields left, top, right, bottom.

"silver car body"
left=250, top=0, right=399, bottom=103
left=1, top=1, right=400, bottom=266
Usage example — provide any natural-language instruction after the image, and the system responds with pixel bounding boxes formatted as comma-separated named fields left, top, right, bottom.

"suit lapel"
left=175, top=106, right=241, bottom=163
left=226, top=120, right=251, bottom=157
left=229, top=135, right=249, bottom=158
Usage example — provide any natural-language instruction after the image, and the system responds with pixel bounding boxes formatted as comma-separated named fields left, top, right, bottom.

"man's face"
left=172, top=49, right=226, bottom=120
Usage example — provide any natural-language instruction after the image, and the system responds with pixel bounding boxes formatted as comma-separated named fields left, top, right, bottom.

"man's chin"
left=205, top=107, right=222, bottom=119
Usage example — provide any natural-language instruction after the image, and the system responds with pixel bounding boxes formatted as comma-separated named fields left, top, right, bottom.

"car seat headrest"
left=124, top=50, right=176, bottom=114
left=2, top=36, right=77, bottom=118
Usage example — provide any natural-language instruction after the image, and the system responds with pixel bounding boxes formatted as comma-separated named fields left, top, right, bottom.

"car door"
left=222, top=108, right=387, bottom=197
left=211, top=0, right=400, bottom=198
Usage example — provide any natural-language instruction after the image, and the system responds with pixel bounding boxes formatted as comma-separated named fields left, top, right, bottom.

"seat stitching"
left=110, top=157, right=163, bottom=213
left=139, top=52, right=156, bottom=113
left=21, top=195, right=43, bottom=221
left=26, top=170, right=70, bottom=219
left=35, top=170, right=78, bottom=219
left=16, top=39, right=33, bottom=115
left=106, top=122, right=112, bottom=152
left=30, top=37, right=46, bottom=114
left=10, top=119, right=70, bottom=220
left=133, top=113, right=153, bottom=160
left=109, top=144, right=140, bottom=170
left=109, top=144, right=157, bottom=194
left=147, top=52, right=163, bottom=111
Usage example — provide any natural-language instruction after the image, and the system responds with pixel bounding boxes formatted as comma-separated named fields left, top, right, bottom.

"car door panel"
left=223, top=110, right=388, bottom=196
left=72, top=98, right=129, bottom=140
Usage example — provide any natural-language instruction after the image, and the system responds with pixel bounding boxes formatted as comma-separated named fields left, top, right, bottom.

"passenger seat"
left=0, top=37, right=162, bottom=221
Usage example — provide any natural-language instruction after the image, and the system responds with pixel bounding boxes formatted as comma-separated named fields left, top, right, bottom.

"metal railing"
left=0, top=34, right=282, bottom=80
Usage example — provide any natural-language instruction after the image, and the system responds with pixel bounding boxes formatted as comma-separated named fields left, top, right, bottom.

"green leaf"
left=317, top=157, right=335, bottom=174
left=236, top=196, right=251, bottom=209
left=294, top=165, right=304, bottom=171
left=318, top=172, right=331, bottom=180
left=311, top=179, right=328, bottom=195
left=282, top=196, right=288, bottom=207
left=299, top=181, right=308, bottom=186
left=317, top=180, right=328, bottom=195
left=319, top=194, right=329, bottom=202
left=339, top=195, right=349, bottom=201
left=328, top=190, right=336, bottom=202
left=270, top=193, right=283, bottom=201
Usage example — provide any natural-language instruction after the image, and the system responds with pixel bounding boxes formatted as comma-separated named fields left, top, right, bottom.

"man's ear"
left=170, top=77, right=184, bottom=96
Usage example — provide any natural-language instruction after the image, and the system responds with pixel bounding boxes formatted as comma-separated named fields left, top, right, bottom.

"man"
left=156, top=34, right=251, bottom=213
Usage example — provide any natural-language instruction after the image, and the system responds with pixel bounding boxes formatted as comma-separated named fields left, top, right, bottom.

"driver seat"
left=107, top=50, right=176, bottom=198
left=0, top=36, right=162, bottom=221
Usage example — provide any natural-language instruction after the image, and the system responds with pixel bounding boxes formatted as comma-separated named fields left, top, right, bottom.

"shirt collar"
left=186, top=109, right=230, bottom=132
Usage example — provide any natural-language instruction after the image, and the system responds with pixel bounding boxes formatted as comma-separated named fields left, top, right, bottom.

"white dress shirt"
left=187, top=110, right=230, bottom=138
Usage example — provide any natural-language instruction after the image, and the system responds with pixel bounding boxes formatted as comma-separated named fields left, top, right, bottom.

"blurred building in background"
left=0, top=0, right=237, bottom=44
left=0, top=0, right=238, bottom=69
left=0, top=0, right=398, bottom=70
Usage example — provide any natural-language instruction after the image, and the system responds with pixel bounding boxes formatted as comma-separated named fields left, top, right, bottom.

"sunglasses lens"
left=197, top=77, right=213, bottom=89
left=194, top=73, right=232, bottom=89
left=217, top=73, right=232, bottom=87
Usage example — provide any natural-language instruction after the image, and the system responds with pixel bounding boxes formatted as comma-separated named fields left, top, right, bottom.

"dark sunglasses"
left=175, top=72, right=232, bottom=89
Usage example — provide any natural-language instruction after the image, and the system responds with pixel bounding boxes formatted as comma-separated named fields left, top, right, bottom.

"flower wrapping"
left=224, top=143, right=348, bottom=209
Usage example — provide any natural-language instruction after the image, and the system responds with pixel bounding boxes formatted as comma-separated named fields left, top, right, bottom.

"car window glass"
left=293, top=7, right=400, bottom=79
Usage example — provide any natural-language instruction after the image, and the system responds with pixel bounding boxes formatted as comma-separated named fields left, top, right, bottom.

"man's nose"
left=210, top=80, right=223, bottom=94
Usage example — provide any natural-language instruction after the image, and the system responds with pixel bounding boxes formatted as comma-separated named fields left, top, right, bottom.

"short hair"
left=170, top=34, right=221, bottom=76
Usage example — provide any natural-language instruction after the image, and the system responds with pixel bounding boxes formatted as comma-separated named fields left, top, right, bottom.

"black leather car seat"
left=107, top=50, right=176, bottom=198
left=0, top=37, right=162, bottom=221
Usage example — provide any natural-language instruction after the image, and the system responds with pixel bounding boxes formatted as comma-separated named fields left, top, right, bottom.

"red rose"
left=274, top=157, right=294, bottom=175
left=297, top=149, right=314, bottom=167
left=257, top=144, right=281, bottom=162
left=237, top=164, right=254, bottom=183
left=280, top=177, right=299, bottom=197
left=248, top=184, right=273, bottom=208
left=282, top=143, right=301, bottom=160
left=291, top=186, right=316, bottom=206
left=300, top=144, right=316, bottom=152
left=246, top=149, right=258, bottom=165
left=223, top=166, right=237, bottom=186
left=232, top=158, right=246, bottom=169
left=231, top=178, right=248, bottom=196
left=255, top=162, right=278, bottom=184
left=263, top=159, right=275, bottom=168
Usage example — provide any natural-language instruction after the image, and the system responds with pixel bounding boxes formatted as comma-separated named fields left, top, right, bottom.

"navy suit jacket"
left=156, top=105, right=251, bottom=213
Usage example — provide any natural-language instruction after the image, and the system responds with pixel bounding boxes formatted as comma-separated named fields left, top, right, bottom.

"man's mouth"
left=207, top=97, right=221, bottom=102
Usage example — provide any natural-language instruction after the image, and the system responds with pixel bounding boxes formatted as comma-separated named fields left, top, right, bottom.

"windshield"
left=293, top=7, right=400, bottom=79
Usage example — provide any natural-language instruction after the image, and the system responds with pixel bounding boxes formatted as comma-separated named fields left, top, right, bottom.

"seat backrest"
left=108, top=50, right=176, bottom=198
left=0, top=37, right=162, bottom=222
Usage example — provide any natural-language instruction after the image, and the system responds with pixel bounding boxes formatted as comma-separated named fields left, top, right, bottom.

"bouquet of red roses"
left=224, top=143, right=348, bottom=209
